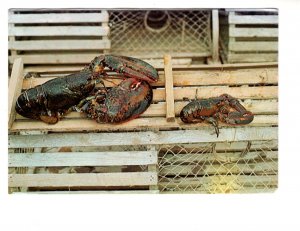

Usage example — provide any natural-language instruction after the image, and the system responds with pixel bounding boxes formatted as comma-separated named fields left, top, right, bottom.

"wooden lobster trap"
left=220, top=9, right=278, bottom=63
left=8, top=8, right=278, bottom=194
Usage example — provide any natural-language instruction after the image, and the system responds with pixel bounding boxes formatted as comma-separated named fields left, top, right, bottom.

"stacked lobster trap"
left=219, top=9, right=278, bottom=63
left=8, top=8, right=278, bottom=194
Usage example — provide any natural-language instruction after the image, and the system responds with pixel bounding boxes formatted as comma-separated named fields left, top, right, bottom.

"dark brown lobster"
left=79, top=78, right=153, bottom=123
left=180, top=94, right=254, bottom=137
left=15, top=55, right=158, bottom=124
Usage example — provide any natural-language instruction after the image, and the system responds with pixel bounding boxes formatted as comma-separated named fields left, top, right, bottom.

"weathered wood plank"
left=229, top=41, right=278, bottom=52
left=21, top=68, right=278, bottom=89
left=9, top=12, right=109, bottom=23
left=164, top=55, right=175, bottom=122
left=9, top=151, right=158, bottom=167
left=8, top=172, right=158, bottom=187
left=8, top=127, right=278, bottom=148
left=9, top=53, right=107, bottom=64
left=22, top=63, right=278, bottom=74
left=9, top=26, right=110, bottom=36
left=15, top=99, right=278, bottom=120
left=10, top=115, right=278, bottom=132
left=170, top=86, right=278, bottom=100
left=229, top=15, right=278, bottom=24
left=230, top=27, right=278, bottom=37
left=15, top=190, right=160, bottom=194
left=9, top=40, right=111, bottom=51
left=212, top=9, right=219, bottom=63
left=227, top=53, right=278, bottom=63
left=160, top=161, right=277, bottom=176
left=8, top=58, right=23, bottom=129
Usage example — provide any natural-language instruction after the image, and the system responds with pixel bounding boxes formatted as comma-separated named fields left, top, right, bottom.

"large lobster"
left=15, top=55, right=158, bottom=124
left=180, top=94, right=254, bottom=137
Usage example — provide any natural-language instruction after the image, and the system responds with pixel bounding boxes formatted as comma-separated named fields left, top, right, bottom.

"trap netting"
left=158, top=140, right=278, bottom=193
left=108, top=10, right=212, bottom=57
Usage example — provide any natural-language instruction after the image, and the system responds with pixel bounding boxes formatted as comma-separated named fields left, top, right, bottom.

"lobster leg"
left=205, top=117, right=220, bottom=138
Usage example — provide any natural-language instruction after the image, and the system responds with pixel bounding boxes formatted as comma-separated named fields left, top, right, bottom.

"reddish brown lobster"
left=15, top=55, right=158, bottom=124
left=180, top=94, right=254, bottom=137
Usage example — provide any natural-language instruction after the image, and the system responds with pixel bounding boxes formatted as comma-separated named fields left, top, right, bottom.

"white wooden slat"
left=229, top=15, right=278, bottom=24
left=9, top=26, right=109, bottom=36
left=230, top=27, right=278, bottom=37
left=8, top=172, right=158, bottom=187
left=229, top=41, right=278, bottom=52
left=9, top=12, right=109, bottom=23
left=15, top=190, right=160, bottom=194
left=9, top=151, right=158, bottom=167
left=9, top=40, right=111, bottom=51
left=225, top=9, right=278, bottom=13
left=9, top=53, right=104, bottom=64
left=228, top=53, right=278, bottom=63
left=8, top=127, right=278, bottom=148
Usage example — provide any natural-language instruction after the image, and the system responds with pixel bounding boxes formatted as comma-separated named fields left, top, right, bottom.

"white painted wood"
left=229, top=27, right=278, bottom=37
left=9, top=151, right=158, bottom=167
left=9, top=12, right=109, bottom=23
left=8, top=127, right=278, bottom=148
left=229, top=15, right=278, bottom=24
left=229, top=41, right=278, bottom=52
left=9, top=172, right=158, bottom=187
left=9, top=40, right=111, bottom=51
left=9, top=26, right=110, bottom=36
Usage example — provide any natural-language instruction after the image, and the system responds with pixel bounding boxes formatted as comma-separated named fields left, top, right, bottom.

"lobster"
left=180, top=94, right=254, bottom=137
left=78, top=78, right=153, bottom=123
left=15, top=55, right=159, bottom=124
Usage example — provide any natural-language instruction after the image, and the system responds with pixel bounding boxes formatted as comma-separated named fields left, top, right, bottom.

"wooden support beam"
left=8, top=58, right=23, bottom=129
left=164, top=55, right=175, bottom=122
left=212, top=9, right=220, bottom=63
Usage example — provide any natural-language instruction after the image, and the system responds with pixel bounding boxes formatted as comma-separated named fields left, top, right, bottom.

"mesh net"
left=158, top=140, right=278, bottom=193
left=108, top=10, right=212, bottom=57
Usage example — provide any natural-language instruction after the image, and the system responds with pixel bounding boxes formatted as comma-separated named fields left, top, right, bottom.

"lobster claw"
left=88, top=55, right=159, bottom=83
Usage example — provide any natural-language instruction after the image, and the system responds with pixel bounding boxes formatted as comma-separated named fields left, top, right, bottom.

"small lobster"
left=15, top=55, right=158, bottom=124
left=180, top=94, right=254, bottom=137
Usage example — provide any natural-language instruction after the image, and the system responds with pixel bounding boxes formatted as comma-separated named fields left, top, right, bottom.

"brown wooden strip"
left=8, top=58, right=23, bottom=128
left=164, top=55, right=175, bottom=122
